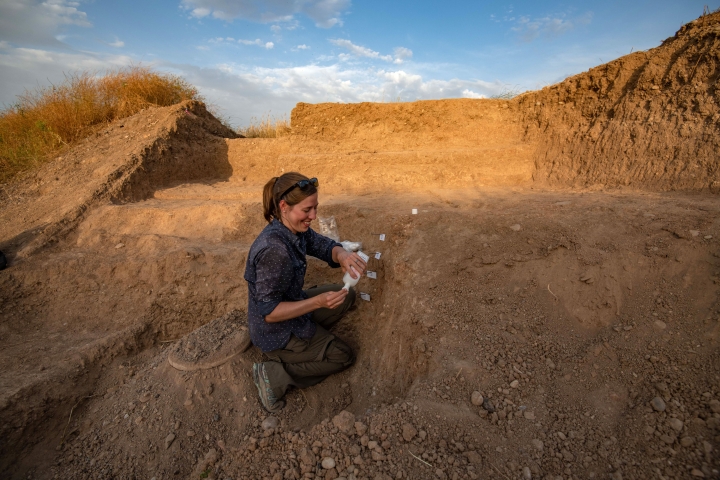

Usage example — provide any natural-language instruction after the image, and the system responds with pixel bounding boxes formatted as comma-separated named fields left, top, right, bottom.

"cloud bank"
left=511, top=11, right=593, bottom=42
left=330, top=39, right=413, bottom=64
left=180, top=0, right=350, bottom=28
left=0, top=0, right=91, bottom=46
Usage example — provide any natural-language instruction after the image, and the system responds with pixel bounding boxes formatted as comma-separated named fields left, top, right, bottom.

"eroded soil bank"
left=0, top=11, right=719, bottom=480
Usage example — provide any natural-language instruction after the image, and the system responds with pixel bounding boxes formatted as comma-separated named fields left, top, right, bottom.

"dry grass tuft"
left=0, top=66, right=201, bottom=183
left=491, top=87, right=523, bottom=100
left=238, top=114, right=291, bottom=138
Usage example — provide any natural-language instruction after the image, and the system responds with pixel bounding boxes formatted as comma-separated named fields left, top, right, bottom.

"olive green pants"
left=262, top=284, right=356, bottom=401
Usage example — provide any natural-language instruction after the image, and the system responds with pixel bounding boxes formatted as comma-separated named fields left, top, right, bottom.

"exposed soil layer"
left=0, top=12, right=719, bottom=480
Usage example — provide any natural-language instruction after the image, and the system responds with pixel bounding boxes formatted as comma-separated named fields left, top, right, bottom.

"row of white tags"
left=359, top=250, right=381, bottom=301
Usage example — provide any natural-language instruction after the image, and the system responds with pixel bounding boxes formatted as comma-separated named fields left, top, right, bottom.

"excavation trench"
left=1, top=14, right=720, bottom=478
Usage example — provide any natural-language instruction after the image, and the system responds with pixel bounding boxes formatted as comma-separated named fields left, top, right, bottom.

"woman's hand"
left=313, top=288, right=348, bottom=309
left=334, top=248, right=367, bottom=279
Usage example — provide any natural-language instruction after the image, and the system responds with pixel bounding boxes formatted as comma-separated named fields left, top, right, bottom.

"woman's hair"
left=262, top=172, right=318, bottom=223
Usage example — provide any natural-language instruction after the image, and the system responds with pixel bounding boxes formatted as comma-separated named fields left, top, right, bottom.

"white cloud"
left=511, top=11, right=593, bottom=42
left=0, top=45, right=133, bottom=107
left=461, top=89, right=484, bottom=99
left=393, top=46, right=412, bottom=64
left=109, top=38, right=125, bottom=48
left=180, top=0, right=350, bottom=28
left=209, top=37, right=274, bottom=49
left=330, top=39, right=413, bottom=64
left=330, top=38, right=393, bottom=62
left=0, top=0, right=91, bottom=46
left=293, top=44, right=310, bottom=51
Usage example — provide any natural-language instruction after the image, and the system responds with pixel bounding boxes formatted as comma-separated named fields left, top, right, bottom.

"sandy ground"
left=1, top=12, right=719, bottom=480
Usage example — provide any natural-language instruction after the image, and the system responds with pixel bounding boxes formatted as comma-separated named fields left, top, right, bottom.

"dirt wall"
left=286, top=12, right=720, bottom=193
left=519, top=11, right=720, bottom=191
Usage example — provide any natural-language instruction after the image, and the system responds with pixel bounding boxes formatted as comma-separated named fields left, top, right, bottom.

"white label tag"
left=367, top=271, right=377, bottom=279
left=374, top=252, right=382, bottom=260
left=360, top=292, right=371, bottom=301
left=357, top=251, right=369, bottom=263
left=412, top=208, right=418, bottom=215
left=379, top=234, right=386, bottom=241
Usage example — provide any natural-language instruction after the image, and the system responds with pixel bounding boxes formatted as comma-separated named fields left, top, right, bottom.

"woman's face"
left=280, top=193, right=319, bottom=234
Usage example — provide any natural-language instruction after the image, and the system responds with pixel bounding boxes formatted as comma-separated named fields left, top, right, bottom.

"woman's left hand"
left=336, top=249, right=367, bottom=279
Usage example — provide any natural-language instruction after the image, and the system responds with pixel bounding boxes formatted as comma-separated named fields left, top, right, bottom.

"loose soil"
left=1, top=12, right=719, bottom=480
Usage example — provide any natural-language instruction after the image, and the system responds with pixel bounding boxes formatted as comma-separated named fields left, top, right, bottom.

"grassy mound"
left=0, top=66, right=201, bottom=182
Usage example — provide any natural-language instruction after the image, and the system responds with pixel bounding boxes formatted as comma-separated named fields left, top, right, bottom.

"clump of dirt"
left=168, top=309, right=250, bottom=371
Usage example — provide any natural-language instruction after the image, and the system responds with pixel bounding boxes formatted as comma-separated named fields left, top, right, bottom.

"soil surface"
left=1, top=12, right=719, bottom=480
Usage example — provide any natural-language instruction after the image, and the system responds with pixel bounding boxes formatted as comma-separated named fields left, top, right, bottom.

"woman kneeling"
left=244, top=172, right=367, bottom=412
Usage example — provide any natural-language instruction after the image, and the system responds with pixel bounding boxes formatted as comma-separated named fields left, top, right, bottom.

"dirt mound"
left=0, top=100, right=237, bottom=261
left=518, top=11, right=720, bottom=191
left=168, top=309, right=251, bottom=371
left=0, top=11, right=719, bottom=480
left=289, top=12, right=720, bottom=193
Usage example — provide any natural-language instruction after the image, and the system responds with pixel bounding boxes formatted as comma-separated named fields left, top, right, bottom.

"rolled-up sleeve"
left=305, top=228, right=342, bottom=267
left=253, top=245, right=293, bottom=318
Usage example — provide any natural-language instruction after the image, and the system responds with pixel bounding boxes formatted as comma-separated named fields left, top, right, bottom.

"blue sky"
left=0, top=0, right=715, bottom=127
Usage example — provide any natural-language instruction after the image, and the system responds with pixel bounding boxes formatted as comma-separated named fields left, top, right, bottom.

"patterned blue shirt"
left=244, top=219, right=342, bottom=352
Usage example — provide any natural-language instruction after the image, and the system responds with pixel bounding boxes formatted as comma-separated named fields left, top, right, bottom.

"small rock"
left=690, top=230, right=700, bottom=237
left=332, top=410, right=355, bottom=434
left=705, top=235, right=713, bottom=239
left=164, top=433, right=176, bottom=449
left=262, top=416, right=279, bottom=431
left=654, top=382, right=669, bottom=394
left=322, top=457, right=336, bottom=469
left=709, top=399, right=720, bottom=413
left=139, top=392, right=152, bottom=403
left=654, top=320, right=666, bottom=330
left=299, top=448, right=315, bottom=466
left=651, top=397, right=666, bottom=412
left=354, top=421, right=367, bottom=436
left=531, top=439, right=544, bottom=451
left=580, top=273, right=594, bottom=284
left=524, top=411, right=535, bottom=420
left=465, top=450, right=482, bottom=465
left=482, top=398, right=496, bottom=413
left=510, top=224, right=522, bottom=232
left=402, top=423, right=417, bottom=442
left=680, top=436, right=695, bottom=447
left=471, top=391, right=484, bottom=406
left=691, top=469, right=705, bottom=478
left=115, top=243, right=125, bottom=249
left=187, top=430, right=195, bottom=437
left=522, top=466, right=532, bottom=480
left=545, top=358, right=556, bottom=370
left=668, top=418, right=683, bottom=432
left=510, top=380, right=520, bottom=389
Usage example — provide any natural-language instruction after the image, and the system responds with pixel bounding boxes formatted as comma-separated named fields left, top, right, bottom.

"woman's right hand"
left=314, top=288, right=348, bottom=309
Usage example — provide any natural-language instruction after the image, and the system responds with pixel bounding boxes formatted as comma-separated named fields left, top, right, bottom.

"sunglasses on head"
left=279, top=177, right=318, bottom=199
